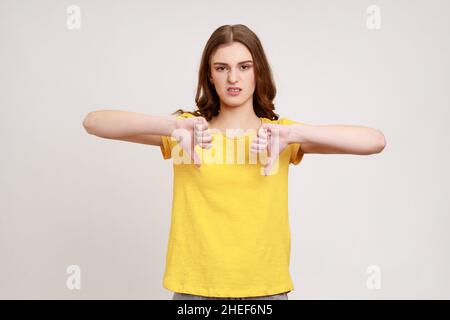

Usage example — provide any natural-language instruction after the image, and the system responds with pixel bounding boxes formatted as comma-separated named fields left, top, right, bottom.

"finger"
left=191, top=147, right=202, bottom=168
left=195, top=123, right=206, bottom=131
left=249, top=137, right=258, bottom=153
left=198, top=116, right=208, bottom=125
left=258, top=126, right=268, bottom=138
left=194, top=130, right=206, bottom=147
left=264, top=162, right=271, bottom=176
left=261, top=123, right=273, bottom=134
left=199, top=143, right=212, bottom=149
left=256, top=136, right=267, bottom=144
left=180, top=141, right=201, bottom=168
left=250, top=141, right=266, bottom=154
left=264, top=154, right=279, bottom=176
left=194, top=117, right=204, bottom=131
left=193, top=119, right=206, bottom=165
left=195, top=120, right=212, bottom=142
left=196, top=133, right=212, bottom=144
left=252, top=143, right=267, bottom=150
left=201, top=143, right=213, bottom=149
left=196, top=135, right=212, bottom=145
left=181, top=145, right=194, bottom=166
left=196, top=117, right=209, bottom=129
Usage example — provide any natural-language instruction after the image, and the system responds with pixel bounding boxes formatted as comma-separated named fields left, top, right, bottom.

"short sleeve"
left=279, top=118, right=305, bottom=166
left=159, top=112, right=195, bottom=160
left=160, top=135, right=174, bottom=160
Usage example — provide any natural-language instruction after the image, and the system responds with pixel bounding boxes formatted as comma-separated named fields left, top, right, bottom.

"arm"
left=287, top=123, right=386, bottom=155
left=82, top=110, right=177, bottom=146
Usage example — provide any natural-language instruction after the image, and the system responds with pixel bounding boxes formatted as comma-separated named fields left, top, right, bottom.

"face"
left=209, top=41, right=256, bottom=108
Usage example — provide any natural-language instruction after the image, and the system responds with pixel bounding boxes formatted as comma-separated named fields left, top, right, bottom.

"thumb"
left=192, top=148, right=201, bottom=168
left=191, top=121, right=202, bottom=168
left=196, top=116, right=208, bottom=126
left=194, top=116, right=209, bottom=133
left=264, top=153, right=278, bottom=176
left=186, top=144, right=201, bottom=168
left=261, top=123, right=272, bottom=132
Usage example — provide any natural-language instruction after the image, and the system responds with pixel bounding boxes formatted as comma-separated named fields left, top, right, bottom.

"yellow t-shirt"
left=159, top=112, right=304, bottom=297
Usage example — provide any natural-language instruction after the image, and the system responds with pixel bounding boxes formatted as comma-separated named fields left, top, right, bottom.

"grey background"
left=1, top=0, right=449, bottom=299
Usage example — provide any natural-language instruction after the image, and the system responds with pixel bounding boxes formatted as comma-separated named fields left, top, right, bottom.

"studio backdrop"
left=1, top=0, right=449, bottom=299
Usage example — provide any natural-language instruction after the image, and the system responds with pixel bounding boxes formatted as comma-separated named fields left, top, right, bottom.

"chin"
left=221, top=95, right=250, bottom=104
left=223, top=100, right=245, bottom=108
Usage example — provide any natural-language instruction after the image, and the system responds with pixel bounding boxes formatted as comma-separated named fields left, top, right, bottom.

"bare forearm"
left=287, top=124, right=386, bottom=155
left=82, top=110, right=176, bottom=138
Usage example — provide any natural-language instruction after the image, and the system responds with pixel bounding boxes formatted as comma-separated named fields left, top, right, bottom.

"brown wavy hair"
left=172, top=24, right=279, bottom=121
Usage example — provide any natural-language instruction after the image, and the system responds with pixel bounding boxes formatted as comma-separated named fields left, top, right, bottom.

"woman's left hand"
left=250, top=123, right=291, bottom=176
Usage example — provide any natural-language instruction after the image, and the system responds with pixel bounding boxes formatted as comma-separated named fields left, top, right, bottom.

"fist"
left=250, top=123, right=290, bottom=175
left=173, top=116, right=212, bottom=168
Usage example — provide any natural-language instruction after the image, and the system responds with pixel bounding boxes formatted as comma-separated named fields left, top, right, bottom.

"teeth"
left=228, top=89, right=240, bottom=92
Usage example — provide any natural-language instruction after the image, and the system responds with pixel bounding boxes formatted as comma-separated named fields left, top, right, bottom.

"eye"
left=215, top=65, right=251, bottom=71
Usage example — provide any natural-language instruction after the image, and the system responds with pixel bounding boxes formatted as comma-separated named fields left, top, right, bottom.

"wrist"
left=173, top=117, right=181, bottom=130
left=287, top=124, right=305, bottom=144
left=164, top=116, right=178, bottom=136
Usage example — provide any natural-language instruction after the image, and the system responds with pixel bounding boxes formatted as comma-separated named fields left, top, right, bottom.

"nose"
left=227, top=67, right=239, bottom=83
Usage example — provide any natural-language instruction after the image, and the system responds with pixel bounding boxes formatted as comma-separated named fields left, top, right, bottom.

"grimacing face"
left=209, top=41, right=256, bottom=107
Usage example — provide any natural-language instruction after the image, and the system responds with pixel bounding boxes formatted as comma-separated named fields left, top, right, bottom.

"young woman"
left=82, top=24, right=386, bottom=300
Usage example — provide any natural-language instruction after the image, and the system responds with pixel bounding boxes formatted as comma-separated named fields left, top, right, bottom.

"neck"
left=210, top=99, right=261, bottom=131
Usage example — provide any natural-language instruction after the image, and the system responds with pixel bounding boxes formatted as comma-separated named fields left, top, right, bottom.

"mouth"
left=227, top=87, right=242, bottom=96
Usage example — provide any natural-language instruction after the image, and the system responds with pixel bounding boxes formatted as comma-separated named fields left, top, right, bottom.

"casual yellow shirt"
left=159, top=112, right=304, bottom=297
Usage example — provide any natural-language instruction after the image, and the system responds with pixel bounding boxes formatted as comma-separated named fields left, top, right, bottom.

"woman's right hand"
left=173, top=117, right=212, bottom=168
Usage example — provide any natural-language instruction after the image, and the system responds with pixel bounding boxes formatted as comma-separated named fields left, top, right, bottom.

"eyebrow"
left=213, top=60, right=253, bottom=65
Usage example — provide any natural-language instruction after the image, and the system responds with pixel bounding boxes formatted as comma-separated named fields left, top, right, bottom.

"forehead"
left=210, top=42, right=252, bottom=64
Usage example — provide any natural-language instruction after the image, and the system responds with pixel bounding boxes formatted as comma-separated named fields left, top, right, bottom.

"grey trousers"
left=173, top=292, right=289, bottom=300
